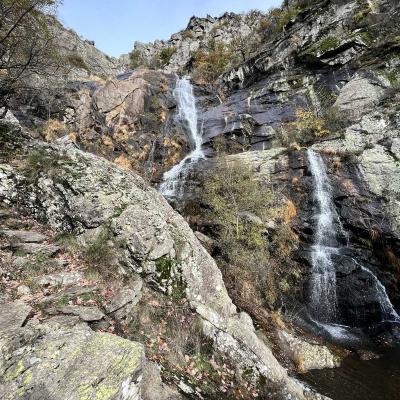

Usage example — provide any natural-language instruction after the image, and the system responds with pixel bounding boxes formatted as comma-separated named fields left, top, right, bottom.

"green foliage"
left=82, top=226, right=121, bottom=280
left=57, top=295, right=71, bottom=307
left=386, top=68, right=400, bottom=89
left=54, top=232, right=78, bottom=249
left=56, top=227, right=124, bottom=281
left=192, top=41, right=233, bottom=86
left=112, top=203, right=128, bottom=218
left=201, top=159, right=300, bottom=309
left=129, top=48, right=146, bottom=69
left=129, top=46, right=176, bottom=70
left=24, top=148, right=69, bottom=182
left=353, top=0, right=379, bottom=24
left=66, top=53, right=89, bottom=72
left=258, top=4, right=301, bottom=37
left=155, top=256, right=186, bottom=299
left=127, top=292, right=255, bottom=399
left=317, top=36, right=340, bottom=53
left=20, top=251, right=50, bottom=279
left=158, top=47, right=177, bottom=67
left=311, top=86, right=351, bottom=133
left=202, top=160, right=271, bottom=269
left=277, top=109, right=331, bottom=147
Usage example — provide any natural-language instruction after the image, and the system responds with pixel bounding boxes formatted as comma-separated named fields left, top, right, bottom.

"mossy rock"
left=0, top=308, right=144, bottom=400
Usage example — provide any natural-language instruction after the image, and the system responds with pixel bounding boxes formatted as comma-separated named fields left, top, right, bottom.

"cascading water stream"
left=307, top=149, right=339, bottom=322
left=307, top=149, right=399, bottom=327
left=159, top=77, right=205, bottom=197
left=360, top=265, right=400, bottom=321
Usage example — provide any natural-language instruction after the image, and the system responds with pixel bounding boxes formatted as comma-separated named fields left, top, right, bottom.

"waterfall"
left=360, top=266, right=400, bottom=321
left=307, top=149, right=399, bottom=326
left=307, top=149, right=338, bottom=322
left=159, top=77, right=205, bottom=197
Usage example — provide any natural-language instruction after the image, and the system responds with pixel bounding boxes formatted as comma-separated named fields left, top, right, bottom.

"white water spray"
left=360, top=266, right=400, bottom=321
left=308, top=149, right=338, bottom=322
left=307, top=149, right=399, bottom=325
left=159, top=77, right=205, bottom=197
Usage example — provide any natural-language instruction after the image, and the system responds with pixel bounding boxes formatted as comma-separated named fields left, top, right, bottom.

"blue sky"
left=59, top=0, right=282, bottom=57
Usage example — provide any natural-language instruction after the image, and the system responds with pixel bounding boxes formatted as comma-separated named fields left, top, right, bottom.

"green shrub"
left=155, top=256, right=186, bottom=298
left=66, top=53, right=90, bottom=72
left=258, top=5, right=300, bottom=37
left=20, top=251, right=50, bottom=279
left=202, top=160, right=271, bottom=260
left=82, top=226, right=121, bottom=280
left=129, top=48, right=146, bottom=69
left=23, top=148, right=69, bottom=182
left=202, top=159, right=273, bottom=295
left=201, top=159, right=300, bottom=309
left=192, top=41, right=233, bottom=85
left=158, top=47, right=177, bottom=67
left=317, top=36, right=340, bottom=53
left=277, top=109, right=330, bottom=147
left=55, top=230, right=122, bottom=281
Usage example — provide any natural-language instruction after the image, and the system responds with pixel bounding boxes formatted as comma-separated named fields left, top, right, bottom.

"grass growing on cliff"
left=277, top=109, right=331, bottom=148
left=56, top=228, right=123, bottom=281
left=192, top=41, right=234, bottom=87
left=316, top=36, right=340, bottom=53
left=257, top=0, right=313, bottom=37
left=23, top=148, right=71, bottom=182
left=154, top=256, right=186, bottom=299
left=81, top=227, right=123, bottom=280
left=129, top=46, right=177, bottom=70
left=39, top=119, right=72, bottom=142
left=66, top=53, right=90, bottom=72
left=129, top=49, right=146, bottom=69
left=202, top=160, right=269, bottom=260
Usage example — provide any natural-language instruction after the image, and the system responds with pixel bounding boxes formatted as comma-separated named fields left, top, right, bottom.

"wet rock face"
left=225, top=139, right=399, bottom=331
left=223, top=0, right=398, bottom=90
left=285, top=148, right=400, bottom=329
left=198, top=0, right=398, bottom=157
left=198, top=75, right=302, bottom=154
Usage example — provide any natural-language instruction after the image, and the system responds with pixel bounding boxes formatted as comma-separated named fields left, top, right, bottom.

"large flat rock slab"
left=0, top=229, right=47, bottom=243
left=0, top=302, right=144, bottom=400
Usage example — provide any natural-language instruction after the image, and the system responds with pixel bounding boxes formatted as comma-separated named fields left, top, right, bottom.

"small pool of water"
left=303, top=346, right=400, bottom=400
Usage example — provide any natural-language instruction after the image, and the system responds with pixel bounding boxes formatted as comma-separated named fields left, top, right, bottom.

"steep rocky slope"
left=131, top=11, right=264, bottom=73
left=0, top=121, right=325, bottom=399
left=2, top=0, right=400, bottom=399
left=51, top=17, right=123, bottom=79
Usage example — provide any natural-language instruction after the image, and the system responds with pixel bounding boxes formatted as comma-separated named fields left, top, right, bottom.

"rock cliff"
left=2, top=0, right=400, bottom=399
left=0, top=122, right=324, bottom=399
